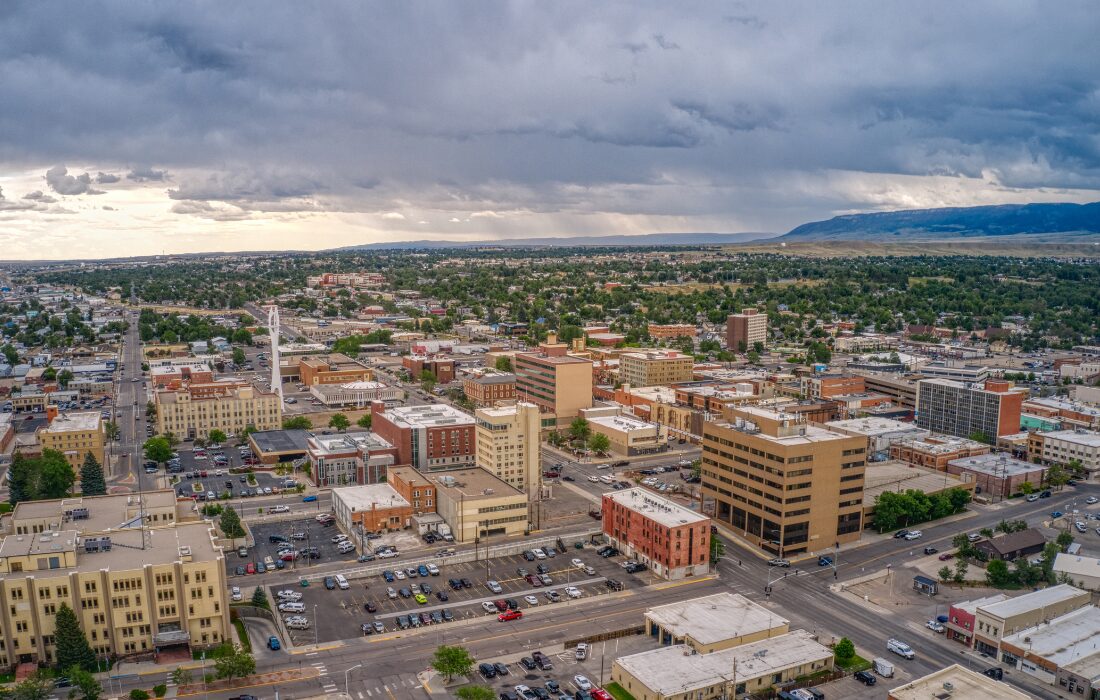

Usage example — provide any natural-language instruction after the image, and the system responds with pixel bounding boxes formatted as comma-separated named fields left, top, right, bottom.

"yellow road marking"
left=177, top=669, right=319, bottom=696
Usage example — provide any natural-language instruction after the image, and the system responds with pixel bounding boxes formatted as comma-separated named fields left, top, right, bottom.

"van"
left=873, top=657, right=895, bottom=677
left=337, top=541, right=355, bottom=554
left=278, top=602, right=305, bottom=613
left=286, top=619, right=310, bottom=630
left=335, top=574, right=350, bottom=590
left=886, top=638, right=915, bottom=659
left=263, top=556, right=276, bottom=569
left=598, top=475, right=614, bottom=484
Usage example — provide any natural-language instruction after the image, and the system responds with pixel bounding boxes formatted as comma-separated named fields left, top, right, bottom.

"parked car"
left=854, top=670, right=877, bottom=686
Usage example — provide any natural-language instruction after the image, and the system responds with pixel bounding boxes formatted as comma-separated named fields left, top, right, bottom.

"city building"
left=1000, top=605, right=1100, bottom=688
left=945, top=594, right=1009, bottom=647
left=246, top=429, right=312, bottom=465
left=612, top=629, right=832, bottom=700
left=890, top=435, right=990, bottom=471
left=387, top=466, right=437, bottom=515
left=972, top=584, right=1090, bottom=656
left=298, top=353, right=374, bottom=386
left=36, top=409, right=104, bottom=473
left=701, top=406, right=866, bottom=556
left=0, top=491, right=229, bottom=665
left=1054, top=554, right=1100, bottom=591
left=370, top=403, right=476, bottom=471
left=1022, top=396, right=1100, bottom=430
left=619, top=350, right=694, bottom=388
left=974, top=528, right=1047, bottom=561
left=149, top=363, right=212, bottom=388
left=725, top=308, right=767, bottom=353
left=646, top=323, right=697, bottom=340
left=308, top=380, right=404, bottom=408
left=915, top=378, right=1026, bottom=439
left=474, top=402, right=540, bottom=494
left=514, top=341, right=593, bottom=429
left=390, top=466, right=527, bottom=541
left=155, top=382, right=281, bottom=439
left=823, top=417, right=929, bottom=457
left=1029, top=429, right=1100, bottom=475
left=832, top=334, right=898, bottom=352
left=854, top=372, right=919, bottom=411
left=586, top=413, right=666, bottom=456
left=799, top=374, right=865, bottom=400
left=402, top=355, right=455, bottom=384
left=306, top=272, right=385, bottom=288
left=306, top=433, right=397, bottom=487
left=644, top=593, right=789, bottom=652
left=919, top=362, right=992, bottom=383
left=331, top=483, right=413, bottom=534
left=462, top=372, right=517, bottom=406
left=947, top=453, right=1047, bottom=499
left=887, top=664, right=1030, bottom=700
left=862, top=462, right=973, bottom=526
left=602, top=487, right=710, bottom=579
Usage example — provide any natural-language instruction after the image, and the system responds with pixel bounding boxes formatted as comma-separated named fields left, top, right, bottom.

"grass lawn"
left=836, top=654, right=871, bottom=673
left=604, top=682, right=635, bottom=700
left=232, top=619, right=252, bottom=653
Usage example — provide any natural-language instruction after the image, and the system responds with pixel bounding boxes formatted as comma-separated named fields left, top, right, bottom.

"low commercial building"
left=402, top=355, right=455, bottom=383
left=426, top=467, right=528, bottom=541
left=306, top=433, right=397, bottom=487
left=1022, top=396, right=1100, bottom=430
left=150, top=363, right=212, bottom=388
left=370, top=403, right=476, bottom=470
left=619, top=350, right=695, bottom=388
left=331, top=483, right=413, bottom=533
left=36, top=409, right=105, bottom=473
left=946, top=453, right=1046, bottom=498
left=890, top=435, right=990, bottom=471
left=602, top=487, right=710, bottom=580
left=974, top=528, right=1047, bottom=562
left=800, top=374, right=865, bottom=400
left=972, top=584, right=1090, bottom=656
left=647, top=323, right=697, bottom=340
left=308, top=381, right=404, bottom=408
left=612, top=629, right=832, bottom=700
left=887, top=664, right=1030, bottom=700
left=1053, top=553, right=1100, bottom=591
left=644, top=593, right=788, bottom=653
left=587, top=413, right=666, bottom=456
left=247, top=429, right=312, bottom=465
left=1001, top=605, right=1100, bottom=686
left=823, top=417, right=929, bottom=457
left=1028, top=429, right=1100, bottom=476
left=463, top=372, right=517, bottom=406
left=945, top=594, right=1009, bottom=647
left=285, top=353, right=373, bottom=385
left=862, top=462, right=973, bottom=527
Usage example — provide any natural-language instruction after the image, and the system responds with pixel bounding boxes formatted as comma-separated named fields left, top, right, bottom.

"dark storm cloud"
left=22, top=190, right=57, bottom=203
left=95, top=172, right=120, bottom=184
left=0, top=2, right=1097, bottom=231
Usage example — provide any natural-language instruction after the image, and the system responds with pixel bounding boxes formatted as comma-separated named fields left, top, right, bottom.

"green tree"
left=219, top=507, right=246, bottom=542
left=11, top=673, right=53, bottom=700
left=456, top=686, right=496, bottom=700
left=494, top=356, right=513, bottom=372
left=569, top=418, right=591, bottom=444
left=170, top=668, right=193, bottom=687
left=1046, top=463, right=1069, bottom=490
left=431, top=644, right=476, bottom=682
left=746, top=350, right=760, bottom=365
left=1, top=344, right=19, bottom=365
left=43, top=367, right=57, bottom=381
left=420, top=369, right=437, bottom=393
left=968, top=431, right=991, bottom=445
left=208, top=429, right=227, bottom=445
left=710, top=536, right=725, bottom=565
left=40, top=449, right=76, bottom=499
left=833, top=637, right=855, bottom=665
left=54, top=603, right=97, bottom=672
left=231, top=347, right=247, bottom=366
left=329, top=413, right=351, bottom=432
left=953, top=558, right=969, bottom=583
left=872, top=491, right=906, bottom=532
left=103, top=421, right=120, bottom=443
left=283, top=416, right=313, bottom=430
left=938, top=566, right=953, bottom=583
left=212, top=644, right=255, bottom=682
left=1057, top=531, right=1075, bottom=551
left=143, top=437, right=172, bottom=465
left=587, top=433, right=610, bottom=455
left=986, top=559, right=1012, bottom=587
left=67, top=667, right=102, bottom=700
left=79, top=453, right=106, bottom=497
left=251, top=587, right=268, bottom=609
left=357, top=413, right=372, bottom=429
left=58, top=369, right=74, bottom=388
left=1019, top=481, right=1035, bottom=496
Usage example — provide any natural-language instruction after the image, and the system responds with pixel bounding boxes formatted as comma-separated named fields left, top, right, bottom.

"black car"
left=519, top=657, right=537, bottom=670
left=493, top=662, right=509, bottom=676
left=430, top=611, right=443, bottom=624
left=323, top=576, right=336, bottom=590
left=893, top=530, right=909, bottom=539
left=505, top=598, right=519, bottom=610
left=500, top=693, right=518, bottom=700
left=449, top=578, right=463, bottom=590
left=523, top=550, right=536, bottom=561
left=361, top=623, right=374, bottom=635
left=536, top=563, right=550, bottom=574
left=461, top=578, right=473, bottom=588
left=983, top=667, right=1004, bottom=680
left=854, top=670, right=877, bottom=686
left=436, top=590, right=449, bottom=601
left=923, top=545, right=938, bottom=555
left=421, top=583, right=432, bottom=594
left=442, top=608, right=454, bottom=621
left=546, top=681, right=560, bottom=694
left=478, top=663, right=497, bottom=679
left=1040, top=490, right=1052, bottom=498
left=533, top=688, right=550, bottom=700
left=606, top=579, right=624, bottom=591
left=562, top=476, right=575, bottom=481
left=399, top=587, right=412, bottom=598
left=364, top=602, right=377, bottom=613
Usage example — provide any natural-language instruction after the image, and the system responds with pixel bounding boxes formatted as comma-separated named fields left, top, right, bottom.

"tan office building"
left=725, top=308, right=767, bottom=353
left=0, top=491, right=229, bottom=666
left=701, top=405, right=866, bottom=557
left=36, top=410, right=105, bottom=472
left=475, top=402, right=541, bottom=494
left=619, top=350, right=694, bottom=388
left=155, top=382, right=282, bottom=439
left=514, top=347, right=593, bottom=429
left=408, top=467, right=529, bottom=541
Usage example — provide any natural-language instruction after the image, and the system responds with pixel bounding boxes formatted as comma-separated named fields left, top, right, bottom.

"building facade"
left=463, top=372, right=517, bottom=406
left=370, top=403, right=476, bottom=470
left=475, top=402, right=541, bottom=494
left=36, top=409, right=104, bottom=472
left=603, top=488, right=711, bottom=579
left=890, top=435, right=990, bottom=471
left=619, top=350, right=694, bottom=388
left=725, top=308, right=767, bottom=353
left=306, top=433, right=397, bottom=487
left=915, top=378, right=1026, bottom=439
left=155, top=383, right=282, bottom=439
left=647, top=323, right=697, bottom=340
left=514, top=349, right=593, bottom=428
left=1029, top=430, right=1100, bottom=476
left=298, top=354, right=374, bottom=386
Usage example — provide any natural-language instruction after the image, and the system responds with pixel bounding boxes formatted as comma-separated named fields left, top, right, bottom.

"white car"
left=524, top=595, right=539, bottom=606
left=394, top=570, right=407, bottom=580
left=587, top=476, right=599, bottom=483
left=571, top=558, right=585, bottom=569
left=926, top=620, right=945, bottom=633
left=573, top=676, right=593, bottom=691
left=1088, top=497, right=1099, bottom=505
left=486, top=580, right=503, bottom=594
left=277, top=590, right=303, bottom=601
left=904, top=530, right=922, bottom=540
left=564, top=586, right=582, bottom=599
left=271, top=505, right=290, bottom=514
left=230, top=586, right=242, bottom=602
left=481, top=601, right=497, bottom=613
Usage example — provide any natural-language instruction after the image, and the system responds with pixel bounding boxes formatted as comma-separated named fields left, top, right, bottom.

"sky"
left=1, top=1, right=1098, bottom=260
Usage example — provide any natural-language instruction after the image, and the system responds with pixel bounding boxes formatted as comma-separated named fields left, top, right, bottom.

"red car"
left=938, top=553, right=954, bottom=561
left=498, top=610, right=523, bottom=622
left=591, top=690, right=612, bottom=700
left=493, top=599, right=508, bottom=611
left=245, top=562, right=255, bottom=575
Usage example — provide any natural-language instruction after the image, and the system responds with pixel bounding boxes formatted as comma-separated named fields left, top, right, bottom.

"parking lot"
left=171, top=465, right=287, bottom=500
left=271, top=543, right=658, bottom=646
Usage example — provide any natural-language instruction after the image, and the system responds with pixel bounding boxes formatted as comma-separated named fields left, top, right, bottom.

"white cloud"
left=380, top=212, right=406, bottom=220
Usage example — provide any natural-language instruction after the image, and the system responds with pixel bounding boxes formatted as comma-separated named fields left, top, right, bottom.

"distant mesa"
left=332, top=232, right=776, bottom=251
left=779, top=201, right=1100, bottom=241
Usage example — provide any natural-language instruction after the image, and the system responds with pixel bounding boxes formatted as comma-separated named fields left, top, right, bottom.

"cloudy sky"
left=1, top=2, right=1098, bottom=259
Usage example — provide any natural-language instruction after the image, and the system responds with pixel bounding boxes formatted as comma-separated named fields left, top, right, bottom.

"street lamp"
left=344, top=663, right=362, bottom=697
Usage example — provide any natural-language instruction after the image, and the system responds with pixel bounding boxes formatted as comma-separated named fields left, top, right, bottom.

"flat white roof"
left=332, top=484, right=409, bottom=511
left=1054, top=553, right=1100, bottom=579
left=947, top=452, right=1041, bottom=477
left=615, top=630, right=827, bottom=696
left=588, top=414, right=655, bottom=433
left=43, top=411, right=101, bottom=432
left=605, top=487, right=709, bottom=529
left=645, top=593, right=786, bottom=646
left=952, top=594, right=1008, bottom=615
left=888, top=664, right=1030, bottom=700
left=979, top=584, right=1086, bottom=620
left=824, top=417, right=926, bottom=437
left=1041, top=429, right=1100, bottom=448
left=1026, top=396, right=1100, bottom=416
left=1002, top=605, right=1100, bottom=667
left=380, top=404, right=474, bottom=429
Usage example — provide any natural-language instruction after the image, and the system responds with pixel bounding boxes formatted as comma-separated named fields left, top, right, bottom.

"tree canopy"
left=9, top=449, right=75, bottom=504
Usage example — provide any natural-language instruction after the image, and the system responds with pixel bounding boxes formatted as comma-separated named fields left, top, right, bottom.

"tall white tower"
left=266, top=304, right=283, bottom=403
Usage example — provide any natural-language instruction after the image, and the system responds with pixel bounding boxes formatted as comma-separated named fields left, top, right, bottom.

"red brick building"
left=370, top=402, right=476, bottom=470
left=403, top=355, right=455, bottom=383
left=602, top=487, right=711, bottom=580
left=463, top=372, right=517, bottom=406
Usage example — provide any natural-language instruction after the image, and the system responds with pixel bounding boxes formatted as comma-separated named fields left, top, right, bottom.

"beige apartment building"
left=36, top=409, right=105, bottom=472
left=725, top=308, right=767, bottom=353
left=701, top=405, right=866, bottom=557
left=514, top=344, right=593, bottom=430
left=155, top=382, right=282, bottom=439
left=619, top=350, right=694, bottom=388
left=475, top=402, right=541, bottom=495
left=421, top=467, right=529, bottom=541
left=0, top=491, right=229, bottom=666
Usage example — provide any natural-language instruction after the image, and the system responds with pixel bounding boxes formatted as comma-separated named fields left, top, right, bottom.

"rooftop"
left=11, top=490, right=178, bottom=535
left=42, top=411, right=102, bottom=433
left=516, top=352, right=591, bottom=365
left=331, top=483, right=410, bottom=511
left=249, top=429, right=313, bottom=454
left=825, top=417, right=928, bottom=436
left=1002, top=605, right=1100, bottom=667
left=715, top=405, right=853, bottom=445
left=604, top=487, right=709, bottom=528
left=308, top=432, right=393, bottom=455
left=952, top=594, right=1009, bottom=615
left=379, top=404, right=475, bottom=429
left=469, top=373, right=516, bottom=385
left=587, top=414, right=656, bottom=433
left=620, top=350, right=690, bottom=361
left=892, top=435, right=988, bottom=455
left=1040, top=429, right=1100, bottom=447
left=644, top=593, right=786, bottom=646
left=948, top=452, right=1042, bottom=477
left=1025, top=396, right=1100, bottom=416
left=423, top=467, right=524, bottom=501
left=979, top=584, right=1086, bottom=620
left=887, top=664, right=1030, bottom=700
left=476, top=401, right=538, bottom=420
left=863, top=462, right=969, bottom=503
left=615, top=630, right=827, bottom=697
left=1054, top=553, right=1100, bottom=579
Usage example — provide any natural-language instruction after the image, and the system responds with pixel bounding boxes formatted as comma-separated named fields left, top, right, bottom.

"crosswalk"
left=313, top=661, right=339, bottom=694
left=360, top=677, right=421, bottom=696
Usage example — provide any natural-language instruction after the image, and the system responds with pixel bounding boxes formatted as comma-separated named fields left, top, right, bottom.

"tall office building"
left=475, top=401, right=541, bottom=494
left=619, top=350, right=695, bottom=388
left=725, top=309, right=767, bottom=353
left=915, top=378, right=1026, bottom=439
left=701, top=405, right=866, bottom=556
left=514, top=340, right=593, bottom=429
